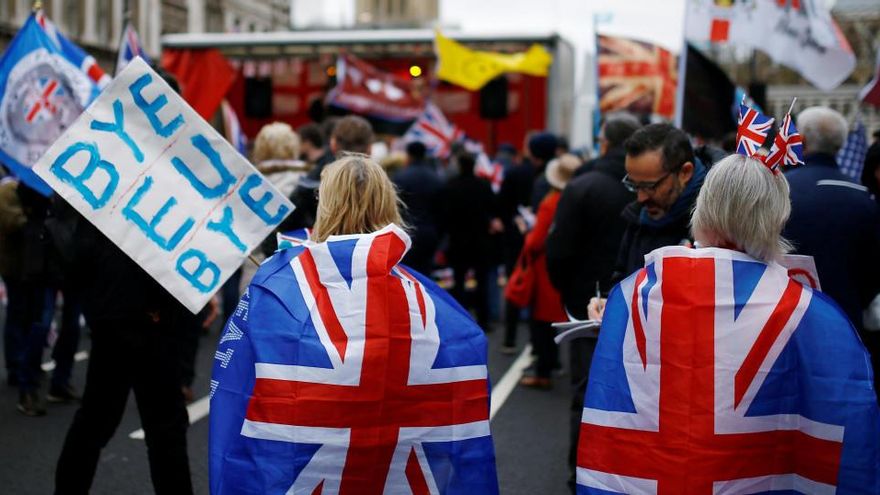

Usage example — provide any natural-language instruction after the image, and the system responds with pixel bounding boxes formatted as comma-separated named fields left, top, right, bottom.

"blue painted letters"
left=129, top=73, right=184, bottom=138
left=50, top=142, right=119, bottom=209
left=207, top=206, right=246, bottom=252
left=171, top=134, right=236, bottom=199
left=176, top=249, right=221, bottom=293
left=239, top=174, right=291, bottom=225
left=122, top=176, right=195, bottom=251
left=90, top=100, right=144, bottom=163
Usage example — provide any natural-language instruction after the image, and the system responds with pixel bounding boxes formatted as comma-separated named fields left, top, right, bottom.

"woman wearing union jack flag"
left=577, top=154, right=880, bottom=493
left=210, top=155, right=498, bottom=494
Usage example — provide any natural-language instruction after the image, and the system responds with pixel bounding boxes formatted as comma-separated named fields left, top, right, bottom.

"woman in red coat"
left=520, top=154, right=582, bottom=389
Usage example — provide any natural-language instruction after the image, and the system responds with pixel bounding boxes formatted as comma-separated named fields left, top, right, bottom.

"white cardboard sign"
left=32, top=57, right=293, bottom=313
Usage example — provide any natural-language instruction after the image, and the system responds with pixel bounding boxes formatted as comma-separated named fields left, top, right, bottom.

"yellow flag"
left=434, top=31, right=553, bottom=91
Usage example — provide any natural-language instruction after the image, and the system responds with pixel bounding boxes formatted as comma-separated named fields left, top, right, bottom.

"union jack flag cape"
left=578, top=246, right=880, bottom=494
left=736, top=102, right=774, bottom=157
left=210, top=225, right=499, bottom=494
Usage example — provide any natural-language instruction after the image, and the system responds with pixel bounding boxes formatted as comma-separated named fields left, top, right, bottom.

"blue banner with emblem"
left=0, top=14, right=101, bottom=195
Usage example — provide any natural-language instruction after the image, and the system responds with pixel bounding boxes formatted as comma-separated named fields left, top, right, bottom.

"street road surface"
left=0, top=303, right=574, bottom=494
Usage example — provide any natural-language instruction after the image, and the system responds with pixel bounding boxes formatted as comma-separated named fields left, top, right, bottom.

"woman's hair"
left=691, top=154, right=792, bottom=263
left=311, top=154, right=404, bottom=242
left=253, top=122, right=300, bottom=163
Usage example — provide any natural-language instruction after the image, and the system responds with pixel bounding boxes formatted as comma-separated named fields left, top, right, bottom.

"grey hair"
left=691, top=154, right=792, bottom=263
left=797, top=106, right=848, bottom=155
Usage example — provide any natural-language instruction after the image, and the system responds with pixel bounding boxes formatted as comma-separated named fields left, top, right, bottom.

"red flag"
left=162, top=48, right=237, bottom=120
left=860, top=50, right=880, bottom=108
left=326, top=53, right=425, bottom=122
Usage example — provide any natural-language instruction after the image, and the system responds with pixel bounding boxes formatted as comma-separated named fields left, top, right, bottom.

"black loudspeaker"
left=480, top=76, right=508, bottom=120
left=748, top=82, right=767, bottom=114
left=244, top=77, right=273, bottom=118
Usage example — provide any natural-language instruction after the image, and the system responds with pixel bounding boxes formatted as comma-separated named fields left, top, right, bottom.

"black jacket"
left=546, top=153, right=634, bottom=319
left=393, top=161, right=444, bottom=234
left=71, top=217, right=182, bottom=324
left=783, top=153, right=880, bottom=331
left=442, top=173, right=497, bottom=263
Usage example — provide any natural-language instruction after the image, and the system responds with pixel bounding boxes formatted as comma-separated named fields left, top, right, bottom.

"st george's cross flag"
left=0, top=13, right=102, bottom=195
left=209, top=225, right=499, bottom=494
left=577, top=246, right=880, bottom=495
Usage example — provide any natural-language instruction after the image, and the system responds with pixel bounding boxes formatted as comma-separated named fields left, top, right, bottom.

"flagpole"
left=785, top=97, right=797, bottom=116
left=673, top=5, right=688, bottom=128
left=113, top=0, right=133, bottom=76
left=32, top=0, right=42, bottom=12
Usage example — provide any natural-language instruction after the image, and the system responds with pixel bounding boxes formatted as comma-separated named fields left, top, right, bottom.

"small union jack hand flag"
left=736, top=102, right=775, bottom=157
left=765, top=112, right=805, bottom=170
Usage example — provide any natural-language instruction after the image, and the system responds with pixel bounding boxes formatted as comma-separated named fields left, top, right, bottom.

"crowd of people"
left=1, top=97, right=880, bottom=493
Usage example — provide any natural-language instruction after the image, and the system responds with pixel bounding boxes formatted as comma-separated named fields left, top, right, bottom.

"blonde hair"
left=311, top=154, right=405, bottom=242
left=253, top=122, right=300, bottom=163
left=691, top=154, right=792, bottom=263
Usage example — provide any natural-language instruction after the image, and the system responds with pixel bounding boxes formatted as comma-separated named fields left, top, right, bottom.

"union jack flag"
left=403, top=102, right=464, bottom=159
left=765, top=112, right=804, bottom=170
left=115, top=22, right=151, bottom=76
left=461, top=138, right=504, bottom=193
left=578, top=246, right=880, bottom=494
left=36, top=10, right=110, bottom=88
left=210, top=225, right=498, bottom=494
left=736, top=103, right=775, bottom=157
left=597, top=35, right=679, bottom=120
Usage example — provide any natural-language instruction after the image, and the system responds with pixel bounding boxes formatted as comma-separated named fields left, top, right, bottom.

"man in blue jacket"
left=783, top=106, right=880, bottom=393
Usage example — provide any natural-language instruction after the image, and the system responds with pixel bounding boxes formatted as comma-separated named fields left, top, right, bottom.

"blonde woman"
left=209, top=155, right=499, bottom=494
left=238, top=122, right=311, bottom=294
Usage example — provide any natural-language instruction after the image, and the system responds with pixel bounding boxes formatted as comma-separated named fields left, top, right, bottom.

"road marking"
left=41, top=350, right=89, bottom=372
left=131, top=344, right=533, bottom=439
left=130, top=395, right=211, bottom=440
left=490, top=344, right=533, bottom=420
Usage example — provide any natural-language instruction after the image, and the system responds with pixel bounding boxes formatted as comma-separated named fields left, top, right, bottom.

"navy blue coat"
left=783, top=153, right=880, bottom=331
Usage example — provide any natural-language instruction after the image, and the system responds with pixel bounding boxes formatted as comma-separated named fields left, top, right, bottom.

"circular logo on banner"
left=0, top=48, right=94, bottom=165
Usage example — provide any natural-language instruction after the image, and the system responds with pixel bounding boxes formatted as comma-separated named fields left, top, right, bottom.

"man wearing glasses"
left=588, top=123, right=708, bottom=320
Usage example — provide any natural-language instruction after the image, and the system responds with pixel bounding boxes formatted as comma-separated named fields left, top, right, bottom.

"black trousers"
left=55, top=316, right=192, bottom=495
left=450, top=258, right=490, bottom=330
left=530, top=319, right=558, bottom=378
left=568, top=338, right=597, bottom=490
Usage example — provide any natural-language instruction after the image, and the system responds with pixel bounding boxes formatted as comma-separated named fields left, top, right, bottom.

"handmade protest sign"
left=32, top=57, right=293, bottom=313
